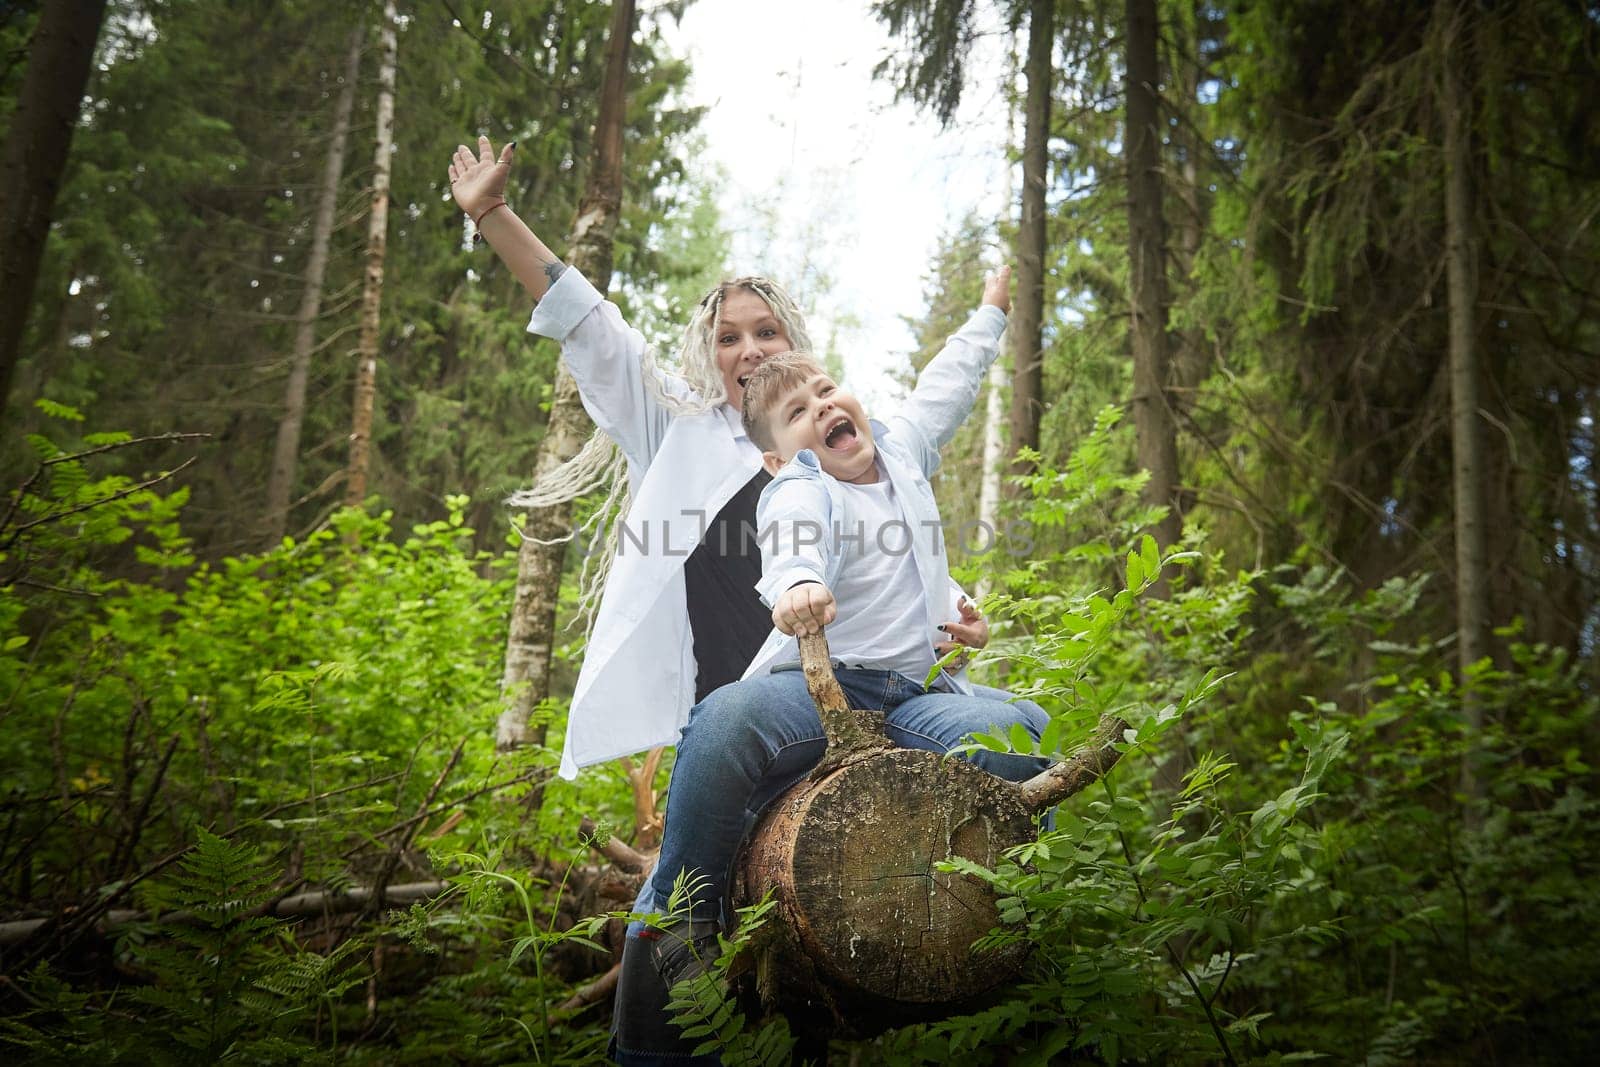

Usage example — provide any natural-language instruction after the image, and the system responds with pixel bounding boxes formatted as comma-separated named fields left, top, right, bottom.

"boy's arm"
left=899, top=267, right=1012, bottom=465
left=754, top=465, right=834, bottom=613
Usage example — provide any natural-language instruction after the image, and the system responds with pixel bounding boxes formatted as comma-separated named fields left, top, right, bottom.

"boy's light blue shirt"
left=742, top=303, right=1009, bottom=692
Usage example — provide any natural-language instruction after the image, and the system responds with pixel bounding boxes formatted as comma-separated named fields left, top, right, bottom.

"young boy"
left=742, top=349, right=990, bottom=686
left=739, top=348, right=985, bottom=684
left=739, top=266, right=1024, bottom=691
left=639, top=269, right=1054, bottom=995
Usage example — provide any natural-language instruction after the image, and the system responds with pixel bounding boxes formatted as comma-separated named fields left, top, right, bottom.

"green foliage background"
left=3, top=0, right=1598, bottom=1063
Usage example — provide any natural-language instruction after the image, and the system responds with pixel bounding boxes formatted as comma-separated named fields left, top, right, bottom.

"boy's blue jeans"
left=612, top=667, right=1051, bottom=1064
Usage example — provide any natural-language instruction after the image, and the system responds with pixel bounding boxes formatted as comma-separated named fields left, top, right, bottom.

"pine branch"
left=38, top=431, right=211, bottom=467
left=436, top=0, right=560, bottom=91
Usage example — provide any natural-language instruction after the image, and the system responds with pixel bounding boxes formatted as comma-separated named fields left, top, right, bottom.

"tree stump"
left=737, top=632, right=1126, bottom=1035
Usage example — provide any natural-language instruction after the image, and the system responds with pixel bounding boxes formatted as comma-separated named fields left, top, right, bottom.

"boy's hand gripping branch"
left=935, top=595, right=988, bottom=671
left=774, top=581, right=837, bottom=637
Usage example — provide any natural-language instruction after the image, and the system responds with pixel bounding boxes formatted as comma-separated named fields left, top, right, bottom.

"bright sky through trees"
left=663, top=0, right=1011, bottom=408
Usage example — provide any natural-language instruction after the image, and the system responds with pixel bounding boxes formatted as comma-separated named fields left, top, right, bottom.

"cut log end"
left=743, top=749, right=1031, bottom=1008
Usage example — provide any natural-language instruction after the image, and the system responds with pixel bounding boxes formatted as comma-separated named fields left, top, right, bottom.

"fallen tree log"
left=738, top=631, right=1127, bottom=1036
left=0, top=880, right=447, bottom=948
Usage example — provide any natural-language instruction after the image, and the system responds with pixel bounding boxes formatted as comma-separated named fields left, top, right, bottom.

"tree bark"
left=738, top=634, right=1126, bottom=1034
left=1440, top=0, right=1489, bottom=800
left=1005, top=0, right=1053, bottom=494
left=976, top=361, right=1007, bottom=596
left=0, top=0, right=109, bottom=424
left=345, top=1, right=398, bottom=507
left=496, top=0, right=636, bottom=752
left=265, top=25, right=363, bottom=545
left=1125, top=0, right=1182, bottom=581
left=978, top=38, right=1019, bottom=596
left=1170, top=0, right=1210, bottom=419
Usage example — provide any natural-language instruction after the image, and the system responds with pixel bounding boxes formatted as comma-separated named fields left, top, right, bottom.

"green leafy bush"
left=3, top=410, right=1594, bottom=1064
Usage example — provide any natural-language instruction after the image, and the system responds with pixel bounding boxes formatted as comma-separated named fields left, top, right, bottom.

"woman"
left=448, top=136, right=991, bottom=780
left=449, top=135, right=1010, bottom=1064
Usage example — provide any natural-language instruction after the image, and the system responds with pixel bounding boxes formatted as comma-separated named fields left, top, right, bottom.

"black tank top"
left=682, top=470, right=773, bottom=702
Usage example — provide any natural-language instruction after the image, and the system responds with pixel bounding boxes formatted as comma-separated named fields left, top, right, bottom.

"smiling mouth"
left=737, top=375, right=750, bottom=388
left=824, top=417, right=858, bottom=450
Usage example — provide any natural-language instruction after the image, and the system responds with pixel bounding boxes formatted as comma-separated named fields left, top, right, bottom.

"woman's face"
left=715, top=288, right=794, bottom=409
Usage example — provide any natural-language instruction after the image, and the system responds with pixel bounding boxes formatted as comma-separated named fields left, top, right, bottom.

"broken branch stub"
left=1014, top=714, right=1130, bottom=813
left=798, top=631, right=891, bottom=780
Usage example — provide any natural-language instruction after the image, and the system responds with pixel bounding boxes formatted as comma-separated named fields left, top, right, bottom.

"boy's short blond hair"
left=740, top=352, right=829, bottom=453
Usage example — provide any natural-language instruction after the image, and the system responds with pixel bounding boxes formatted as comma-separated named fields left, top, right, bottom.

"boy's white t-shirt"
left=821, top=468, right=936, bottom=682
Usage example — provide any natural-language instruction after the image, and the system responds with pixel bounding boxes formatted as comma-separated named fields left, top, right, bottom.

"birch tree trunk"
left=978, top=41, right=1018, bottom=599
left=1125, top=0, right=1182, bottom=582
left=265, top=25, right=363, bottom=545
left=0, top=0, right=109, bottom=422
left=976, top=361, right=1007, bottom=598
left=1005, top=0, right=1053, bottom=495
left=496, top=0, right=636, bottom=752
left=345, top=1, right=398, bottom=507
left=1440, top=0, right=1489, bottom=800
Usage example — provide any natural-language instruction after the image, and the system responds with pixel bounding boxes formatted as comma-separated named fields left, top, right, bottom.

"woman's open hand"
left=935, top=595, right=988, bottom=670
left=448, top=135, right=514, bottom=219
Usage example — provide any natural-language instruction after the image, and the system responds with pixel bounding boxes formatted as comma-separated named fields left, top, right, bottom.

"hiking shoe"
left=644, top=919, right=722, bottom=988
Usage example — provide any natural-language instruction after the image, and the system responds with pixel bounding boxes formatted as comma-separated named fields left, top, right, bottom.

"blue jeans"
left=648, top=670, right=1053, bottom=922
left=613, top=670, right=1051, bottom=1064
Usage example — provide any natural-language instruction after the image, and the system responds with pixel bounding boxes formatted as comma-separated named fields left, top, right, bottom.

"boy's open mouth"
left=737, top=375, right=751, bottom=388
left=823, top=416, right=858, bottom=450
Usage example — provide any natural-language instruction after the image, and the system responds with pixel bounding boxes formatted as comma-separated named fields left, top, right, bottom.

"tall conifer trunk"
left=979, top=38, right=1020, bottom=598
left=0, top=0, right=109, bottom=422
left=1440, top=0, right=1489, bottom=799
left=1006, top=0, right=1053, bottom=494
left=1171, top=0, right=1209, bottom=418
left=496, top=0, right=636, bottom=752
left=345, top=1, right=398, bottom=506
left=1125, top=0, right=1182, bottom=578
left=266, top=25, right=362, bottom=545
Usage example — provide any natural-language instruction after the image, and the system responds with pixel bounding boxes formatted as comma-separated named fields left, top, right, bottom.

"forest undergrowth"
left=2, top=407, right=1595, bottom=1064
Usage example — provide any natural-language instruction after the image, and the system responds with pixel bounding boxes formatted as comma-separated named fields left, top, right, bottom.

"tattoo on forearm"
left=543, top=259, right=568, bottom=284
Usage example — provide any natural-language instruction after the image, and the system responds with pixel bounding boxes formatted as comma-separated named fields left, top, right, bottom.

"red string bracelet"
left=471, top=200, right=508, bottom=243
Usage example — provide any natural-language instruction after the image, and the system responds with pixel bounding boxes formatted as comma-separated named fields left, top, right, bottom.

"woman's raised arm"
left=448, top=136, right=568, bottom=303
left=450, top=134, right=676, bottom=467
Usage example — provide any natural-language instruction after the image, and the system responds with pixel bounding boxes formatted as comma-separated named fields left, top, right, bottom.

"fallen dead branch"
left=0, top=880, right=448, bottom=948
left=4, top=762, right=550, bottom=969
left=551, top=960, right=621, bottom=1020
left=578, top=816, right=651, bottom=874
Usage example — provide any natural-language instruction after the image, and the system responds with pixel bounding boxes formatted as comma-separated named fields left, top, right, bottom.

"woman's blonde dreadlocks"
left=506, top=276, right=813, bottom=631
